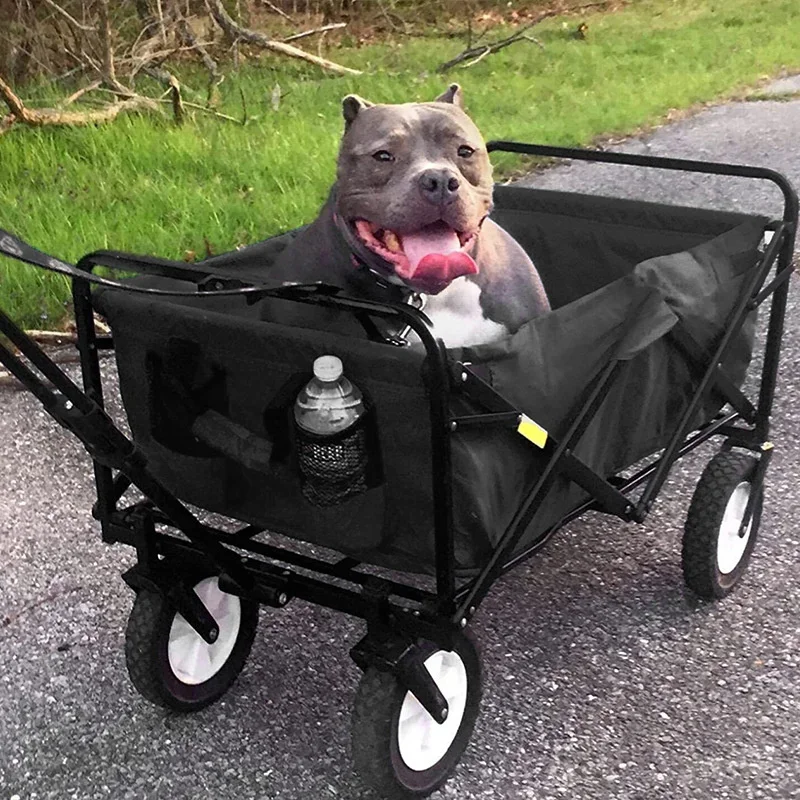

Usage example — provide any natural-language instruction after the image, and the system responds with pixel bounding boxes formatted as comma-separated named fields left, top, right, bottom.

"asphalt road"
left=1, top=77, right=799, bottom=800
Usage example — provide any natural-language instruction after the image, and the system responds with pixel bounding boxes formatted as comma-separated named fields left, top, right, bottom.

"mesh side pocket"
left=294, top=408, right=382, bottom=507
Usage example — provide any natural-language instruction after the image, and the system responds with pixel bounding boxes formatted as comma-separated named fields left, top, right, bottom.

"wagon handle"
left=0, top=228, right=343, bottom=300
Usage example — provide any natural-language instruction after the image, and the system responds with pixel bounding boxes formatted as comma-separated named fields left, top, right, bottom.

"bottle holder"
left=293, top=404, right=382, bottom=507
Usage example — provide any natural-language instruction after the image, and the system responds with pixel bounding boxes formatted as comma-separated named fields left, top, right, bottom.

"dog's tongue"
left=400, top=222, right=477, bottom=289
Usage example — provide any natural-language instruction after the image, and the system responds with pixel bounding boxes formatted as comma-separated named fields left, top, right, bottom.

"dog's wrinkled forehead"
left=342, top=105, right=483, bottom=153
left=337, top=85, right=486, bottom=164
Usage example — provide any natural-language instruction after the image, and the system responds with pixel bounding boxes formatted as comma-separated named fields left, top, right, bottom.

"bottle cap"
left=313, top=355, right=343, bottom=382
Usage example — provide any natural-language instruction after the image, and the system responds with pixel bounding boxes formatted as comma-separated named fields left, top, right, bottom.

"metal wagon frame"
left=0, top=142, right=796, bottom=798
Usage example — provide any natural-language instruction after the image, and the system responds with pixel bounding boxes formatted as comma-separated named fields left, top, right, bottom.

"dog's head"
left=335, top=84, right=493, bottom=295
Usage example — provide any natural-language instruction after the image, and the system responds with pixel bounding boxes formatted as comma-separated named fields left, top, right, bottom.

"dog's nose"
left=418, top=169, right=460, bottom=205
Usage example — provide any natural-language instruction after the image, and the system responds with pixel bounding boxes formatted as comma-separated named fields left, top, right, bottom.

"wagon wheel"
left=125, top=572, right=259, bottom=712
left=682, top=451, right=763, bottom=599
left=351, top=629, right=482, bottom=799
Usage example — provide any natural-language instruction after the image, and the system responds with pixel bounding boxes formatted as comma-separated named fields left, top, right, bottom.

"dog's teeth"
left=384, top=231, right=401, bottom=252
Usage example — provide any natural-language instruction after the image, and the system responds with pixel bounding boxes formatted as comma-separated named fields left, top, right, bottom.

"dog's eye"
left=458, top=145, right=475, bottom=158
left=372, top=150, right=395, bottom=163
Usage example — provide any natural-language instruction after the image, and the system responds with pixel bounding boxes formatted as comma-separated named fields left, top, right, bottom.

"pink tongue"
left=399, top=222, right=477, bottom=289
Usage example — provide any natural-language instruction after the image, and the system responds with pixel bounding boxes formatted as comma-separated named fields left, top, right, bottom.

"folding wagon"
left=0, top=143, right=796, bottom=799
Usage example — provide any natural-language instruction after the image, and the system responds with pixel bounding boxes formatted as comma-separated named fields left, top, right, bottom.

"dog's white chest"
left=416, top=278, right=508, bottom=348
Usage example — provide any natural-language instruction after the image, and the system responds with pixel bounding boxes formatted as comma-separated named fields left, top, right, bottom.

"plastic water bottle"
left=294, top=355, right=369, bottom=506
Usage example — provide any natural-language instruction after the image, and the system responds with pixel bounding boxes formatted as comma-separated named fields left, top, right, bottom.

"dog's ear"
left=342, top=94, right=374, bottom=127
left=434, top=84, right=464, bottom=108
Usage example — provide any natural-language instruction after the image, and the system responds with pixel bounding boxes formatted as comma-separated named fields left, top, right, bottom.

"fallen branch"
left=154, top=96, right=241, bottom=123
left=522, top=35, right=546, bottom=49
left=282, top=22, right=347, bottom=44
left=438, top=10, right=559, bottom=72
left=460, top=33, right=544, bottom=69
left=0, top=75, right=158, bottom=128
left=17, top=96, right=155, bottom=126
left=19, top=330, right=77, bottom=345
left=437, top=2, right=607, bottom=73
left=0, top=352, right=111, bottom=390
left=0, top=320, right=112, bottom=388
left=460, top=46, right=491, bottom=70
left=62, top=79, right=102, bottom=106
left=0, top=76, right=27, bottom=118
left=205, top=0, right=361, bottom=76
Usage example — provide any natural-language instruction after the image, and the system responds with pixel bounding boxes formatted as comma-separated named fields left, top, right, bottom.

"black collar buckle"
left=386, top=292, right=427, bottom=347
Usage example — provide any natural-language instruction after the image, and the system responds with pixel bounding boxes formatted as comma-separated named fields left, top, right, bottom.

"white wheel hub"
left=717, top=482, right=753, bottom=575
left=167, top=577, right=242, bottom=685
left=397, top=649, right=468, bottom=772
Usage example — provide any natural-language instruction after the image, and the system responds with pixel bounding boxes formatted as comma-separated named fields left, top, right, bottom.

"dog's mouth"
left=353, top=219, right=479, bottom=294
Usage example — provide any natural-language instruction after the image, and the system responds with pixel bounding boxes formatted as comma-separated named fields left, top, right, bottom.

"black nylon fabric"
left=94, top=188, right=768, bottom=576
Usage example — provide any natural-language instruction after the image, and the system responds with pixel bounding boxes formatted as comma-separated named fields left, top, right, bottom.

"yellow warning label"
left=517, top=415, right=548, bottom=448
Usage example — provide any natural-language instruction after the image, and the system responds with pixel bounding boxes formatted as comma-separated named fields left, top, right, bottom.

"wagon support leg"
left=452, top=359, right=636, bottom=622
left=754, top=227, right=796, bottom=442
left=717, top=439, right=774, bottom=541
left=351, top=629, right=450, bottom=725
left=633, top=221, right=793, bottom=519
left=122, top=545, right=220, bottom=646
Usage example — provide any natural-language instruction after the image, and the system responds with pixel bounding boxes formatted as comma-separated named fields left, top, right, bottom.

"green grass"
left=2, top=0, right=800, bottom=328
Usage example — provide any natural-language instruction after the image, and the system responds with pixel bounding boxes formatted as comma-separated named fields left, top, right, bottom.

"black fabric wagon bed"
left=94, top=185, right=767, bottom=577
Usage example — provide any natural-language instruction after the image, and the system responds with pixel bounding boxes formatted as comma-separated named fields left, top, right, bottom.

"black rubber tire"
left=124, top=572, right=259, bottom=712
left=682, top=451, right=763, bottom=600
left=351, top=630, right=482, bottom=799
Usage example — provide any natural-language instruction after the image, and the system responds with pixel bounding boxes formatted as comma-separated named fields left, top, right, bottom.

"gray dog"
left=263, top=84, right=550, bottom=347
